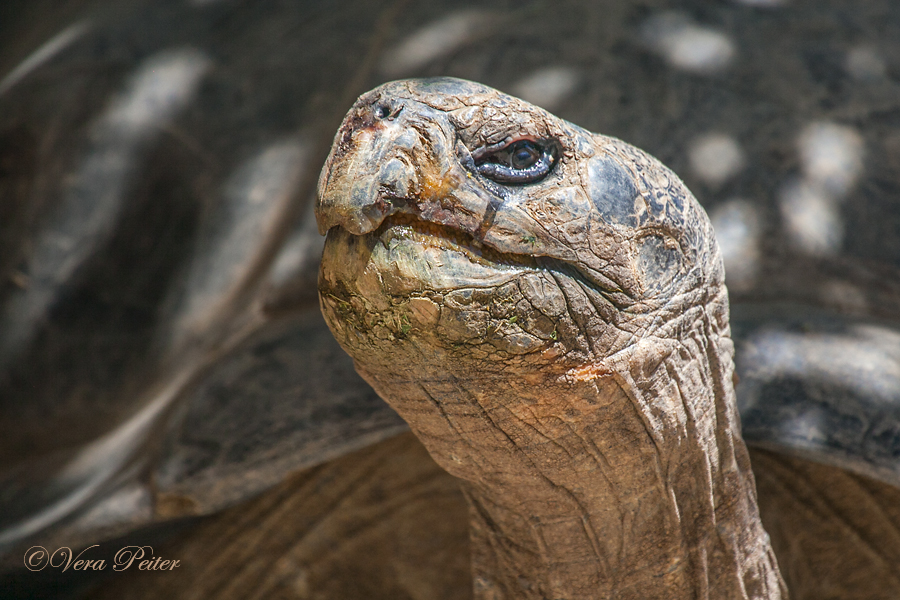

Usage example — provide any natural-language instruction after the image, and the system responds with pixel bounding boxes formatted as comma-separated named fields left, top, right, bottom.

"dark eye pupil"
left=510, top=141, right=540, bottom=169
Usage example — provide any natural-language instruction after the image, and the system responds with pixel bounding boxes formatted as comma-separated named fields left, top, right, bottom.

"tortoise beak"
left=315, top=93, right=417, bottom=236
left=315, top=84, right=498, bottom=240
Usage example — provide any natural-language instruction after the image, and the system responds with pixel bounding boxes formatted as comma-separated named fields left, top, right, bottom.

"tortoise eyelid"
left=474, top=143, right=557, bottom=185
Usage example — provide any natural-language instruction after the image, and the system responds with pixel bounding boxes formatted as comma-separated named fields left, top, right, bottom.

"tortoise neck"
left=442, top=306, right=786, bottom=600
left=454, top=341, right=786, bottom=600
left=356, top=301, right=786, bottom=599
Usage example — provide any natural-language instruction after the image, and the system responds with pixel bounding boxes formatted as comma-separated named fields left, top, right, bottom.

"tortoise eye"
left=510, top=140, right=541, bottom=169
left=474, top=139, right=558, bottom=185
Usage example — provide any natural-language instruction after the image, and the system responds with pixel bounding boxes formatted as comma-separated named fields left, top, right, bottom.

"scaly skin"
left=316, top=78, right=786, bottom=600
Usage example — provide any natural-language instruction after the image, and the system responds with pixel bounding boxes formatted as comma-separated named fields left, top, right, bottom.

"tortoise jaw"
left=319, top=216, right=533, bottom=308
left=370, top=213, right=539, bottom=271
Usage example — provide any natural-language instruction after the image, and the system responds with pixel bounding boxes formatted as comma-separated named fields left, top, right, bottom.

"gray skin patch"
left=413, top=78, right=481, bottom=97
left=586, top=154, right=639, bottom=227
left=637, top=234, right=683, bottom=293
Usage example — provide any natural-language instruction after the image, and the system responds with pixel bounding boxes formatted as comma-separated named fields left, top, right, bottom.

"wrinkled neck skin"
left=320, top=246, right=784, bottom=600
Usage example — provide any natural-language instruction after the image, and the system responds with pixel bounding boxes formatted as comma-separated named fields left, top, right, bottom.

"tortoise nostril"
left=373, top=101, right=403, bottom=121
left=374, top=103, right=391, bottom=119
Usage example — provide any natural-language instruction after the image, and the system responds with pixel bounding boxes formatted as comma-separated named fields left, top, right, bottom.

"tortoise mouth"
left=325, top=209, right=631, bottom=311
left=320, top=212, right=538, bottom=302
left=367, top=212, right=539, bottom=271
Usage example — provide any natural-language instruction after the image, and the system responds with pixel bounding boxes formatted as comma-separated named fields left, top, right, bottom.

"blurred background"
left=1, top=0, right=898, bottom=597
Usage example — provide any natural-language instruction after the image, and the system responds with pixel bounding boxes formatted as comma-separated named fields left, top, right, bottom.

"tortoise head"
left=316, top=77, right=725, bottom=375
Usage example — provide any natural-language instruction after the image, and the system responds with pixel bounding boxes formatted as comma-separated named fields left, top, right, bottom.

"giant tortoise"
left=1, top=0, right=899, bottom=598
